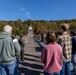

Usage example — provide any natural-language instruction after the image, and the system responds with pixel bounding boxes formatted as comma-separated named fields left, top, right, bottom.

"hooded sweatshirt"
left=0, top=32, right=21, bottom=64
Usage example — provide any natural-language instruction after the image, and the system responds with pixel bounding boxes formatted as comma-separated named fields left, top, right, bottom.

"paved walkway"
left=19, top=37, right=43, bottom=75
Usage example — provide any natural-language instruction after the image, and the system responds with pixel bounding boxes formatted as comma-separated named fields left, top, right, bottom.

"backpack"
left=18, top=38, right=24, bottom=47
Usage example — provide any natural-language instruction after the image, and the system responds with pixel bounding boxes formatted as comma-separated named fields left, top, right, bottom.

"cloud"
left=2, top=3, right=31, bottom=19
left=25, top=11, right=31, bottom=19
left=19, top=7, right=25, bottom=11
left=18, top=11, right=31, bottom=19
left=18, top=7, right=31, bottom=19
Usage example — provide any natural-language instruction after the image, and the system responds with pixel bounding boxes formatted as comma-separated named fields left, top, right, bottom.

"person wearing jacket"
left=41, top=33, right=63, bottom=75
left=0, top=25, right=21, bottom=75
left=70, top=31, right=76, bottom=54
left=19, top=33, right=28, bottom=61
left=70, top=31, right=76, bottom=72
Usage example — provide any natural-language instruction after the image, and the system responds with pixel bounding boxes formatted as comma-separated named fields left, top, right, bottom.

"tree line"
left=0, top=19, right=76, bottom=35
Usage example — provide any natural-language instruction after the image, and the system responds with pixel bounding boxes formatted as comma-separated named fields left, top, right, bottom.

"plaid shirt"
left=58, top=34, right=72, bottom=62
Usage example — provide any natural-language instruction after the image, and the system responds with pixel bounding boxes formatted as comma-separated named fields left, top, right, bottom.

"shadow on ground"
left=19, top=61, right=43, bottom=75
left=19, top=67, right=43, bottom=75
left=19, top=53, right=43, bottom=75
left=24, top=57, right=42, bottom=63
left=19, top=61, right=43, bottom=69
left=25, top=54, right=40, bottom=59
left=35, top=47, right=43, bottom=52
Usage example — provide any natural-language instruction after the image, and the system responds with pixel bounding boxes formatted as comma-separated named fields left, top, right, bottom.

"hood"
left=0, top=32, right=11, bottom=39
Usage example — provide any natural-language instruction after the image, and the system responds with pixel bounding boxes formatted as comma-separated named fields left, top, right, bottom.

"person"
left=55, top=32, right=62, bottom=40
left=19, top=33, right=28, bottom=61
left=45, top=30, right=53, bottom=44
left=41, top=33, right=63, bottom=75
left=70, top=31, right=76, bottom=54
left=58, top=24, right=72, bottom=75
left=0, top=25, right=21, bottom=75
left=70, top=31, right=76, bottom=72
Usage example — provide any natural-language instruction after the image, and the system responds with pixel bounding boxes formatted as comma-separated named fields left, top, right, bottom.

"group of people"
left=0, top=24, right=76, bottom=75
left=41, top=24, right=76, bottom=75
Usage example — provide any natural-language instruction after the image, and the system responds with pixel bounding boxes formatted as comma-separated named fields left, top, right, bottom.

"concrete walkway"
left=19, top=37, right=43, bottom=75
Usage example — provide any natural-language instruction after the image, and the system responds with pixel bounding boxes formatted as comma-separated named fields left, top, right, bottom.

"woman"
left=41, top=33, right=63, bottom=75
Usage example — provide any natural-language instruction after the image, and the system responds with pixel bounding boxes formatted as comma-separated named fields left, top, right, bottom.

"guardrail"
left=34, top=37, right=46, bottom=47
left=34, top=37, right=76, bottom=75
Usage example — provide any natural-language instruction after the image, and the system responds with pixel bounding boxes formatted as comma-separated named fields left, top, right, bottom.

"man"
left=70, top=31, right=76, bottom=72
left=0, top=25, right=21, bottom=75
left=70, top=31, right=76, bottom=54
left=58, top=24, right=72, bottom=75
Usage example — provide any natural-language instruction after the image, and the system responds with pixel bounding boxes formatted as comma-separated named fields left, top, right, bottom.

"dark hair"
left=70, top=31, right=76, bottom=36
left=60, top=25, right=67, bottom=31
left=55, top=32, right=62, bottom=38
left=55, top=32, right=62, bottom=35
left=46, top=33, right=56, bottom=44
left=20, top=34, right=24, bottom=38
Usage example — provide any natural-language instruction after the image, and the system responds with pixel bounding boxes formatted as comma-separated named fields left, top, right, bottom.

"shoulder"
left=4, top=35, right=13, bottom=41
left=44, top=44, right=50, bottom=48
left=72, top=37, right=76, bottom=42
left=72, top=37, right=75, bottom=39
left=56, top=43, right=62, bottom=48
left=59, top=34, right=71, bottom=40
left=67, top=34, right=71, bottom=39
left=56, top=44, right=62, bottom=52
left=44, top=44, right=53, bottom=50
left=42, top=45, right=49, bottom=50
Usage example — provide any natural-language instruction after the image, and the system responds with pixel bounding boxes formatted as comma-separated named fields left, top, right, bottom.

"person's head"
left=45, top=32, right=56, bottom=44
left=70, top=31, right=76, bottom=37
left=60, top=24, right=69, bottom=33
left=48, top=29, right=53, bottom=33
left=3, top=25, right=12, bottom=34
left=20, top=34, right=25, bottom=38
left=55, top=32, right=62, bottom=39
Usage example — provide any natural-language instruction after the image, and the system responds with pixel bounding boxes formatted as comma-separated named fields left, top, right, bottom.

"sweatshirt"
left=41, top=43, right=63, bottom=73
left=0, top=32, right=21, bottom=64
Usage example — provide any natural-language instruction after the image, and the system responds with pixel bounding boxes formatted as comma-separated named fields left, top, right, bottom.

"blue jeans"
left=0, top=59, right=19, bottom=75
left=60, top=61, right=71, bottom=75
left=44, top=71, right=60, bottom=75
